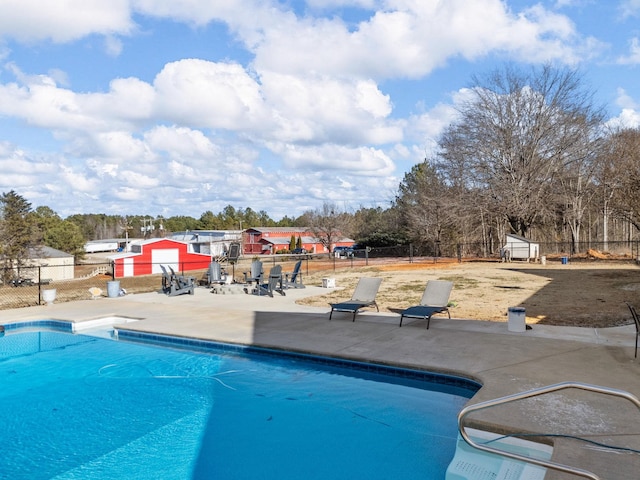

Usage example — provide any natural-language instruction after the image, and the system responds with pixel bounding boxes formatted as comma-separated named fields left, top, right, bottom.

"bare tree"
left=306, top=202, right=351, bottom=252
left=439, top=64, right=604, bottom=238
left=554, top=125, right=604, bottom=252
left=601, top=128, right=640, bottom=235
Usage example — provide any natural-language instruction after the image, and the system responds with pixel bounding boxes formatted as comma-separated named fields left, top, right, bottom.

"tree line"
left=2, top=64, right=640, bottom=269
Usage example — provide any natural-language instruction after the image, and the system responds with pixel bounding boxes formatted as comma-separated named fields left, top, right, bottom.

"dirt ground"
left=297, top=258, right=640, bottom=328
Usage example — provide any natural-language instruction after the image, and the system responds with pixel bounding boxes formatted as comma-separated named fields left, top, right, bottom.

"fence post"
left=37, top=266, right=43, bottom=305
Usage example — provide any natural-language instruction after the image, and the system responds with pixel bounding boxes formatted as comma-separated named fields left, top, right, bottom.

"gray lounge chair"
left=243, top=260, right=263, bottom=286
left=251, top=265, right=285, bottom=297
left=329, top=277, right=382, bottom=321
left=625, top=302, right=640, bottom=358
left=282, top=260, right=305, bottom=289
left=160, top=265, right=195, bottom=296
left=399, top=280, right=453, bottom=328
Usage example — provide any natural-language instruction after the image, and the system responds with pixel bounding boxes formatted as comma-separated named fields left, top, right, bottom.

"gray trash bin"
left=107, top=280, right=120, bottom=298
left=508, top=307, right=526, bottom=332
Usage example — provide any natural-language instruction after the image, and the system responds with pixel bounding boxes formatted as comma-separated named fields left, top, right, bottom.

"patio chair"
left=329, top=277, right=382, bottom=322
left=206, top=261, right=228, bottom=287
left=161, top=265, right=195, bottom=296
left=251, top=265, right=285, bottom=297
left=243, top=260, right=263, bottom=286
left=625, top=302, right=640, bottom=358
left=399, top=280, right=453, bottom=328
left=282, top=260, right=305, bottom=289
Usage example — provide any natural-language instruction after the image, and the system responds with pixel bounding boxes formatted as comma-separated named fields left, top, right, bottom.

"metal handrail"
left=458, top=381, right=640, bottom=480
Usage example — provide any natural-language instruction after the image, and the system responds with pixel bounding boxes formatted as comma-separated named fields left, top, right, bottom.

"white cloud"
left=619, top=0, right=640, bottom=18
left=615, top=87, right=639, bottom=110
left=0, top=0, right=134, bottom=43
left=260, top=72, right=399, bottom=144
left=608, top=109, right=640, bottom=128
left=270, top=142, right=394, bottom=175
left=606, top=88, right=640, bottom=128
left=617, top=37, right=640, bottom=64
left=59, top=164, right=101, bottom=193
left=104, top=36, right=124, bottom=57
left=144, top=126, right=218, bottom=159
left=154, top=59, right=267, bottom=130
left=248, top=0, right=601, bottom=80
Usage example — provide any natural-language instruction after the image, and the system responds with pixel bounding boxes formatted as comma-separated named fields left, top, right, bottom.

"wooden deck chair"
left=282, top=260, right=305, bottom=289
left=207, top=261, right=227, bottom=286
left=243, top=260, right=263, bottom=285
left=399, top=280, right=453, bottom=328
left=329, top=277, right=382, bottom=322
left=252, top=265, right=285, bottom=297
left=161, top=265, right=195, bottom=296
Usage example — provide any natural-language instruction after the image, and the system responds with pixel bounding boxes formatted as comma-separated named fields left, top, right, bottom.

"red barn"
left=109, top=238, right=211, bottom=278
left=243, top=227, right=353, bottom=255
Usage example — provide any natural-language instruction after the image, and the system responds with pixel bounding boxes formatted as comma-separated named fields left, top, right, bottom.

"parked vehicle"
left=333, top=246, right=354, bottom=258
left=291, top=248, right=307, bottom=254
left=10, top=277, right=35, bottom=287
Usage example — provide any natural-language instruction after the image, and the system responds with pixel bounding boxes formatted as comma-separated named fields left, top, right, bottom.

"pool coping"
left=2, top=319, right=482, bottom=397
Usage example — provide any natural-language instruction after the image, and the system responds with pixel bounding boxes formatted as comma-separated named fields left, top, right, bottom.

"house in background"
left=108, top=238, right=211, bottom=278
left=27, top=246, right=75, bottom=281
left=503, top=234, right=540, bottom=262
left=243, top=227, right=354, bottom=255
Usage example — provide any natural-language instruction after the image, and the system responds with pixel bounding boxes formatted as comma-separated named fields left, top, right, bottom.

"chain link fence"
left=1, top=240, right=637, bottom=311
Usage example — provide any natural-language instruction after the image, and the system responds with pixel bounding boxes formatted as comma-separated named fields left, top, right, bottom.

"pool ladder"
left=457, top=381, right=640, bottom=480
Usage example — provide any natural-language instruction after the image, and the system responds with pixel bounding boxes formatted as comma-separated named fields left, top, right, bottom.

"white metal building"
left=169, top=230, right=243, bottom=257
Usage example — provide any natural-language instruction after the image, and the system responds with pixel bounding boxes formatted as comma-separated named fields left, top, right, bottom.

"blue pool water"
left=0, top=326, right=478, bottom=479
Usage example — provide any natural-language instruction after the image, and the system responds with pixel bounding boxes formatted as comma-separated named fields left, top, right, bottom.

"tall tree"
left=395, top=160, right=453, bottom=245
left=0, top=191, right=36, bottom=280
left=439, top=64, right=604, bottom=237
left=45, top=221, right=86, bottom=260
left=32, top=205, right=87, bottom=259
left=602, top=128, right=640, bottom=233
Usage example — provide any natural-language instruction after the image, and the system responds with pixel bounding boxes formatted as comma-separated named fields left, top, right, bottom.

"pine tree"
left=0, top=190, right=35, bottom=279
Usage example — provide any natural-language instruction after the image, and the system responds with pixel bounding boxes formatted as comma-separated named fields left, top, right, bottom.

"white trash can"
left=42, top=289, right=56, bottom=306
left=508, top=307, right=526, bottom=332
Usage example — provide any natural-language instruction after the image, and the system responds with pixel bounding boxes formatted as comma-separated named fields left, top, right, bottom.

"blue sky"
left=1, top=0, right=639, bottom=220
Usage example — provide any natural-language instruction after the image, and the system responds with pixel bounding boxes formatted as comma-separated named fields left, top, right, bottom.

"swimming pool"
left=0, top=323, right=479, bottom=479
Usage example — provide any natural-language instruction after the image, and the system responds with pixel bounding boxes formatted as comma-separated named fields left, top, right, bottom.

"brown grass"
left=296, top=258, right=640, bottom=328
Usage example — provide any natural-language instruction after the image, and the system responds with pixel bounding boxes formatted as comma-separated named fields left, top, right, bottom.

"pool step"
left=50, top=408, right=209, bottom=479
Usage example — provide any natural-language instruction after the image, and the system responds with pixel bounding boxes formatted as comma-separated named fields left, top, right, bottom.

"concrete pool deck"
left=2, top=284, right=639, bottom=479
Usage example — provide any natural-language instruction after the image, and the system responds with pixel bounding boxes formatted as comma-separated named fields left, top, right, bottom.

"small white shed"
left=503, top=234, right=540, bottom=261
